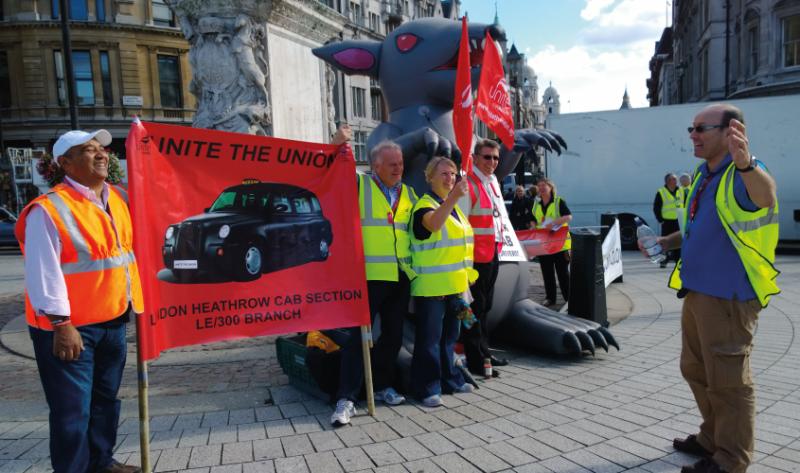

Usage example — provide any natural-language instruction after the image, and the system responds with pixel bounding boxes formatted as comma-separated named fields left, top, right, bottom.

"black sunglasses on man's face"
left=688, top=124, right=726, bottom=133
left=479, top=154, right=500, bottom=162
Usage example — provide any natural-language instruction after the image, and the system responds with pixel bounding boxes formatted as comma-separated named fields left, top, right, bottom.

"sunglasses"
left=687, top=124, right=725, bottom=133
left=479, top=154, right=500, bottom=162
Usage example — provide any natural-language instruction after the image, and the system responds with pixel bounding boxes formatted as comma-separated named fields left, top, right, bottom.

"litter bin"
left=600, top=213, right=623, bottom=283
left=568, top=227, right=608, bottom=327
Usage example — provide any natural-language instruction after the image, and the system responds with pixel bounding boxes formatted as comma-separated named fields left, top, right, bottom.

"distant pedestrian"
left=15, top=130, right=144, bottom=473
left=653, top=173, right=683, bottom=267
left=654, top=104, right=779, bottom=473
left=509, top=185, right=534, bottom=230
left=531, top=178, right=571, bottom=306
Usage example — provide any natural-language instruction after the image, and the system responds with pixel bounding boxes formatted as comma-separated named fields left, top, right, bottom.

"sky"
left=459, top=0, right=671, bottom=113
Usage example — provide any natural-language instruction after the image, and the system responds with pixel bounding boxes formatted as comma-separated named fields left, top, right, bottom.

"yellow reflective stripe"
left=61, top=251, right=136, bottom=275
left=412, top=260, right=473, bottom=274
left=47, top=192, right=93, bottom=265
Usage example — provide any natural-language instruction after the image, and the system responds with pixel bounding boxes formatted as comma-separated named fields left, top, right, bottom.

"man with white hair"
left=15, top=130, right=143, bottom=473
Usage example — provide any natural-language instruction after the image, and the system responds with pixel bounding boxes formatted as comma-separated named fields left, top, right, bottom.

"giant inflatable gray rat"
left=313, top=17, right=617, bottom=355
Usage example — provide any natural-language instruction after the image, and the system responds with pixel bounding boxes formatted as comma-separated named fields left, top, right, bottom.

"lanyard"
left=689, top=173, right=716, bottom=222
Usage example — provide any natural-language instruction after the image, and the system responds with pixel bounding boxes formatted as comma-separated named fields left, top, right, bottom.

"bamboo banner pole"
left=360, top=325, right=376, bottom=416
left=135, top=315, right=152, bottom=473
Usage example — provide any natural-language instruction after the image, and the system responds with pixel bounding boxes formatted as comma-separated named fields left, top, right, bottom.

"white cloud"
left=529, top=0, right=665, bottom=112
left=580, top=0, right=616, bottom=21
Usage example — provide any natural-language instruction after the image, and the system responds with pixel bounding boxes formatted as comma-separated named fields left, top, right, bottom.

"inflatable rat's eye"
left=396, top=34, right=420, bottom=53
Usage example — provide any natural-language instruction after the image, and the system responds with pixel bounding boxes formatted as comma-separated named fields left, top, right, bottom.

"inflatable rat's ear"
left=313, top=40, right=381, bottom=78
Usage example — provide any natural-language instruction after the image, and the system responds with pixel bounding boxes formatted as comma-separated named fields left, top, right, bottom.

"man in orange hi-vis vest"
left=15, top=130, right=143, bottom=473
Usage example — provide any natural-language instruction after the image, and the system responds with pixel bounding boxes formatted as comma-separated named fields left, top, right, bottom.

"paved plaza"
left=0, top=250, right=798, bottom=473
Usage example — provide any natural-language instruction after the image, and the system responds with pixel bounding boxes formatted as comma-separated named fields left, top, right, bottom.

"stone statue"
left=324, top=62, right=338, bottom=138
left=167, top=0, right=273, bottom=135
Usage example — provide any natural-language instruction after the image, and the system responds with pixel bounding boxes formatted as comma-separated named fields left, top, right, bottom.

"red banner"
left=475, top=30, right=515, bottom=146
left=515, top=227, right=569, bottom=258
left=453, top=16, right=474, bottom=173
left=126, top=121, right=370, bottom=360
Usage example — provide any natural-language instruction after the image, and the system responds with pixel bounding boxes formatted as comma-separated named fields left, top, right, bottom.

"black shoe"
left=673, top=434, right=712, bottom=458
left=681, top=458, right=728, bottom=473
left=490, top=356, right=508, bottom=367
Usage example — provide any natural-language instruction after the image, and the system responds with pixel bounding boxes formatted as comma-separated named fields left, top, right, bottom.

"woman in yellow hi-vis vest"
left=531, top=178, right=572, bottom=306
left=409, top=157, right=478, bottom=407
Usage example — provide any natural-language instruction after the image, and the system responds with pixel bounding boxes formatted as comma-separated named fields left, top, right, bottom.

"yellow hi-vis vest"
left=358, top=174, right=418, bottom=281
left=409, top=194, right=478, bottom=297
left=658, top=186, right=683, bottom=220
left=669, top=162, right=780, bottom=307
left=532, top=195, right=572, bottom=251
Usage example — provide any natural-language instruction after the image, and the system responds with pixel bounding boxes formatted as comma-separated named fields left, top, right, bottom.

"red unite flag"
left=126, top=121, right=370, bottom=360
left=453, top=16, right=474, bottom=173
left=475, top=30, right=515, bottom=146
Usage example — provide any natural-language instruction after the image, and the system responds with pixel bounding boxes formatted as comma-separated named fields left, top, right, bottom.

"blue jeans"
left=29, top=323, right=127, bottom=473
left=411, top=295, right=466, bottom=399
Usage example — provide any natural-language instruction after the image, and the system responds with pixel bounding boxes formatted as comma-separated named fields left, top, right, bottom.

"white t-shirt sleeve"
left=24, top=205, right=70, bottom=317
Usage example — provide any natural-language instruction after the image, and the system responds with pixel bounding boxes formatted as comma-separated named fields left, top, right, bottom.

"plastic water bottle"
left=635, top=217, right=666, bottom=264
left=483, top=358, right=493, bottom=379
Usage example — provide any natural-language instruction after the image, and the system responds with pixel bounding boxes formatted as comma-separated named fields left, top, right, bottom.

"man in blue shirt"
left=656, top=104, right=778, bottom=473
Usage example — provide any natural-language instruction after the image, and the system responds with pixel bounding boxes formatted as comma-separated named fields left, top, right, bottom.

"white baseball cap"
left=52, top=129, right=113, bottom=162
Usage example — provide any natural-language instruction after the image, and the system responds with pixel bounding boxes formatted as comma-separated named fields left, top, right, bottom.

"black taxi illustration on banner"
left=161, top=181, right=333, bottom=283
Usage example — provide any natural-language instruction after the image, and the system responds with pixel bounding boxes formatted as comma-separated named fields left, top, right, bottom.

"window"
left=370, top=94, right=382, bottom=121
left=54, top=50, right=95, bottom=106
left=52, top=0, right=88, bottom=20
left=99, top=51, right=112, bottom=106
left=152, top=0, right=175, bottom=27
left=272, top=195, right=291, bottom=213
left=350, top=1, right=363, bottom=26
left=96, top=0, right=105, bottom=21
left=0, top=51, right=10, bottom=108
left=748, top=26, right=758, bottom=76
left=784, top=15, right=800, bottom=68
left=370, top=12, right=380, bottom=33
left=353, top=131, right=368, bottom=162
left=292, top=197, right=312, bottom=214
left=157, top=55, right=182, bottom=108
left=351, top=86, right=366, bottom=117
left=701, top=49, right=709, bottom=94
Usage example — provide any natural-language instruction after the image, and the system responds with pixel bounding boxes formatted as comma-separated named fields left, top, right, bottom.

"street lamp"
left=506, top=50, right=524, bottom=189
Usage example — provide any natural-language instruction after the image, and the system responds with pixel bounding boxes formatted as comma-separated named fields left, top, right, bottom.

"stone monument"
left=167, top=0, right=273, bottom=135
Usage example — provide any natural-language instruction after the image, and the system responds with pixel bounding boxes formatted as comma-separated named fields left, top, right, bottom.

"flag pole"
left=135, top=315, right=152, bottom=473
left=360, top=325, right=376, bottom=416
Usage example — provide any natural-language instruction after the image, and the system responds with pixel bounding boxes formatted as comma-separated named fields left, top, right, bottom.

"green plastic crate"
left=275, top=334, right=328, bottom=400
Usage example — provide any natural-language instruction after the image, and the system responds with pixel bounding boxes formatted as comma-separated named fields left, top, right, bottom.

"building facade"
left=648, top=0, right=800, bottom=105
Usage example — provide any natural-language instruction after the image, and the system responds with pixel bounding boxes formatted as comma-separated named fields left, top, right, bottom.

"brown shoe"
left=98, top=461, right=142, bottom=473
left=681, top=457, right=729, bottom=473
left=673, top=434, right=712, bottom=457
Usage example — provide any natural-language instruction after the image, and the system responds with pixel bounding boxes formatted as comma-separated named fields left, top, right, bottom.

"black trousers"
left=539, top=250, right=570, bottom=303
left=461, top=252, right=499, bottom=373
left=337, top=274, right=410, bottom=400
left=661, top=219, right=681, bottom=262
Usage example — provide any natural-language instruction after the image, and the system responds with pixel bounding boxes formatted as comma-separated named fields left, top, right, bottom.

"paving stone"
left=211, top=464, right=243, bottom=473
left=151, top=415, right=178, bottom=432
left=506, top=436, right=559, bottom=460
left=222, top=441, right=253, bottom=464
left=0, top=439, right=42, bottom=460
left=229, top=409, right=255, bottom=426
left=373, top=465, right=408, bottom=473
left=281, top=435, right=314, bottom=457
left=151, top=430, right=182, bottom=450
left=275, top=456, right=309, bottom=473
left=256, top=407, right=284, bottom=422
left=534, top=430, right=584, bottom=453
left=14, top=439, right=47, bottom=460
left=414, top=432, right=458, bottom=455
left=209, top=427, right=238, bottom=445
left=403, top=458, right=445, bottom=473
left=536, top=456, right=593, bottom=473
left=587, top=443, right=648, bottom=469
left=291, top=416, right=323, bottom=435
left=179, top=428, right=211, bottom=448
left=439, top=428, right=485, bottom=449
left=266, top=420, right=295, bottom=438
left=562, top=449, right=626, bottom=473
left=462, top=423, right=510, bottom=444
left=202, top=412, right=230, bottom=429
left=483, top=441, right=536, bottom=467
left=304, top=451, right=343, bottom=473
left=155, top=446, right=191, bottom=472
left=361, top=422, right=401, bottom=443
left=174, top=414, right=204, bottom=431
left=333, top=447, right=374, bottom=472
left=409, top=414, right=450, bottom=433
left=361, top=442, right=404, bottom=466
left=459, top=446, right=511, bottom=472
left=189, top=445, right=223, bottom=469
left=430, top=452, right=481, bottom=473
left=307, top=432, right=345, bottom=452
left=336, top=426, right=373, bottom=447
left=253, top=439, right=284, bottom=461
left=432, top=410, right=474, bottom=428
left=385, top=418, right=426, bottom=438
left=388, top=437, right=433, bottom=461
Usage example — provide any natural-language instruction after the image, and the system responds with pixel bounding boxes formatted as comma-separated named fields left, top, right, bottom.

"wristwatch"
left=736, top=156, right=756, bottom=173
